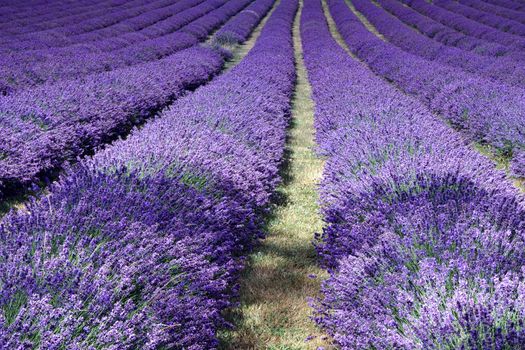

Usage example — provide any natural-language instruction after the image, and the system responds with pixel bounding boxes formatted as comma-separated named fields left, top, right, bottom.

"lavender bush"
left=0, top=0, right=129, bottom=31
left=0, top=0, right=202, bottom=59
left=302, top=1, right=525, bottom=348
left=0, top=0, right=165, bottom=35
left=483, top=0, right=525, bottom=11
left=0, top=0, right=228, bottom=91
left=0, top=0, right=191, bottom=49
left=180, top=0, right=255, bottom=40
left=0, top=46, right=224, bottom=198
left=329, top=0, right=525, bottom=177
left=0, top=0, right=297, bottom=348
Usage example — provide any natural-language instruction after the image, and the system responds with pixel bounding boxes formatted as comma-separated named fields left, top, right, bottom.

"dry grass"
left=222, top=0, right=281, bottom=72
left=0, top=196, right=27, bottom=217
left=322, top=0, right=355, bottom=57
left=218, top=2, right=333, bottom=349
left=472, top=142, right=525, bottom=192
left=345, top=0, right=386, bottom=41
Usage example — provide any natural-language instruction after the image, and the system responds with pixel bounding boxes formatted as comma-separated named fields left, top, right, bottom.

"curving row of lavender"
left=482, top=0, right=525, bottom=11
left=11, top=0, right=233, bottom=57
left=433, top=0, right=525, bottom=36
left=0, top=0, right=195, bottom=86
left=0, top=0, right=296, bottom=348
left=0, top=0, right=169, bottom=49
left=0, top=0, right=167, bottom=50
left=400, top=0, right=525, bottom=48
left=214, top=0, right=275, bottom=43
left=457, top=0, right=525, bottom=25
left=0, top=48, right=222, bottom=195
left=0, top=0, right=183, bottom=47
left=486, top=0, right=525, bottom=11
left=0, top=0, right=230, bottom=92
left=0, top=0, right=277, bottom=198
left=9, top=0, right=225, bottom=56
left=181, top=0, right=255, bottom=39
left=0, top=0, right=153, bottom=33
left=353, top=0, right=525, bottom=87
left=302, top=0, right=525, bottom=348
left=0, top=0, right=126, bottom=30
left=376, top=0, right=523, bottom=60
left=328, top=0, right=525, bottom=177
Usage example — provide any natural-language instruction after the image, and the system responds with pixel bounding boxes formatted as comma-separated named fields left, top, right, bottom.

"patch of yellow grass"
left=472, top=142, right=525, bottom=192
left=219, top=2, right=333, bottom=349
left=322, top=0, right=358, bottom=60
left=345, top=0, right=386, bottom=41
left=222, top=0, right=281, bottom=72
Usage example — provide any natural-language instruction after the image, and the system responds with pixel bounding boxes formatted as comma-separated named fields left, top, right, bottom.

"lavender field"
left=1, top=0, right=524, bottom=349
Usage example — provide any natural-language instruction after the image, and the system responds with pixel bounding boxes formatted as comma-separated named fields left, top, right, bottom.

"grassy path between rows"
left=219, top=2, right=333, bottom=349
left=323, top=0, right=355, bottom=57
left=220, top=0, right=281, bottom=71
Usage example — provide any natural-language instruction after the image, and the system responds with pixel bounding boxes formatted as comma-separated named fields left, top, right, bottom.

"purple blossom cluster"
left=433, top=0, right=525, bottom=36
left=328, top=0, right=525, bottom=177
left=301, top=0, right=525, bottom=348
left=214, top=0, right=275, bottom=44
left=400, top=0, right=525, bottom=48
left=353, top=0, right=525, bottom=87
left=0, top=0, right=297, bottom=348
left=457, top=0, right=525, bottom=24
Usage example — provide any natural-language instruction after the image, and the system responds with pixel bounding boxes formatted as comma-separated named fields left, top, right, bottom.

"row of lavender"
left=353, top=0, right=525, bottom=87
left=0, top=0, right=127, bottom=31
left=302, top=0, right=525, bottom=348
left=214, top=0, right=275, bottom=43
left=481, top=0, right=525, bottom=11
left=0, top=0, right=297, bottom=348
left=376, top=0, right=522, bottom=60
left=0, top=0, right=276, bottom=198
left=0, top=0, right=192, bottom=49
left=0, top=0, right=179, bottom=45
left=400, top=0, right=525, bottom=48
left=327, top=0, right=525, bottom=177
left=458, top=0, right=525, bottom=21
left=0, top=0, right=220, bottom=57
left=433, top=0, right=525, bottom=36
left=0, top=1, right=241, bottom=66
left=0, top=0, right=227, bottom=92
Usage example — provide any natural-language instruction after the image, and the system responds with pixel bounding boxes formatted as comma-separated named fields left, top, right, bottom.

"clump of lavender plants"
left=0, top=0, right=298, bottom=347
left=301, top=1, right=525, bottom=348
